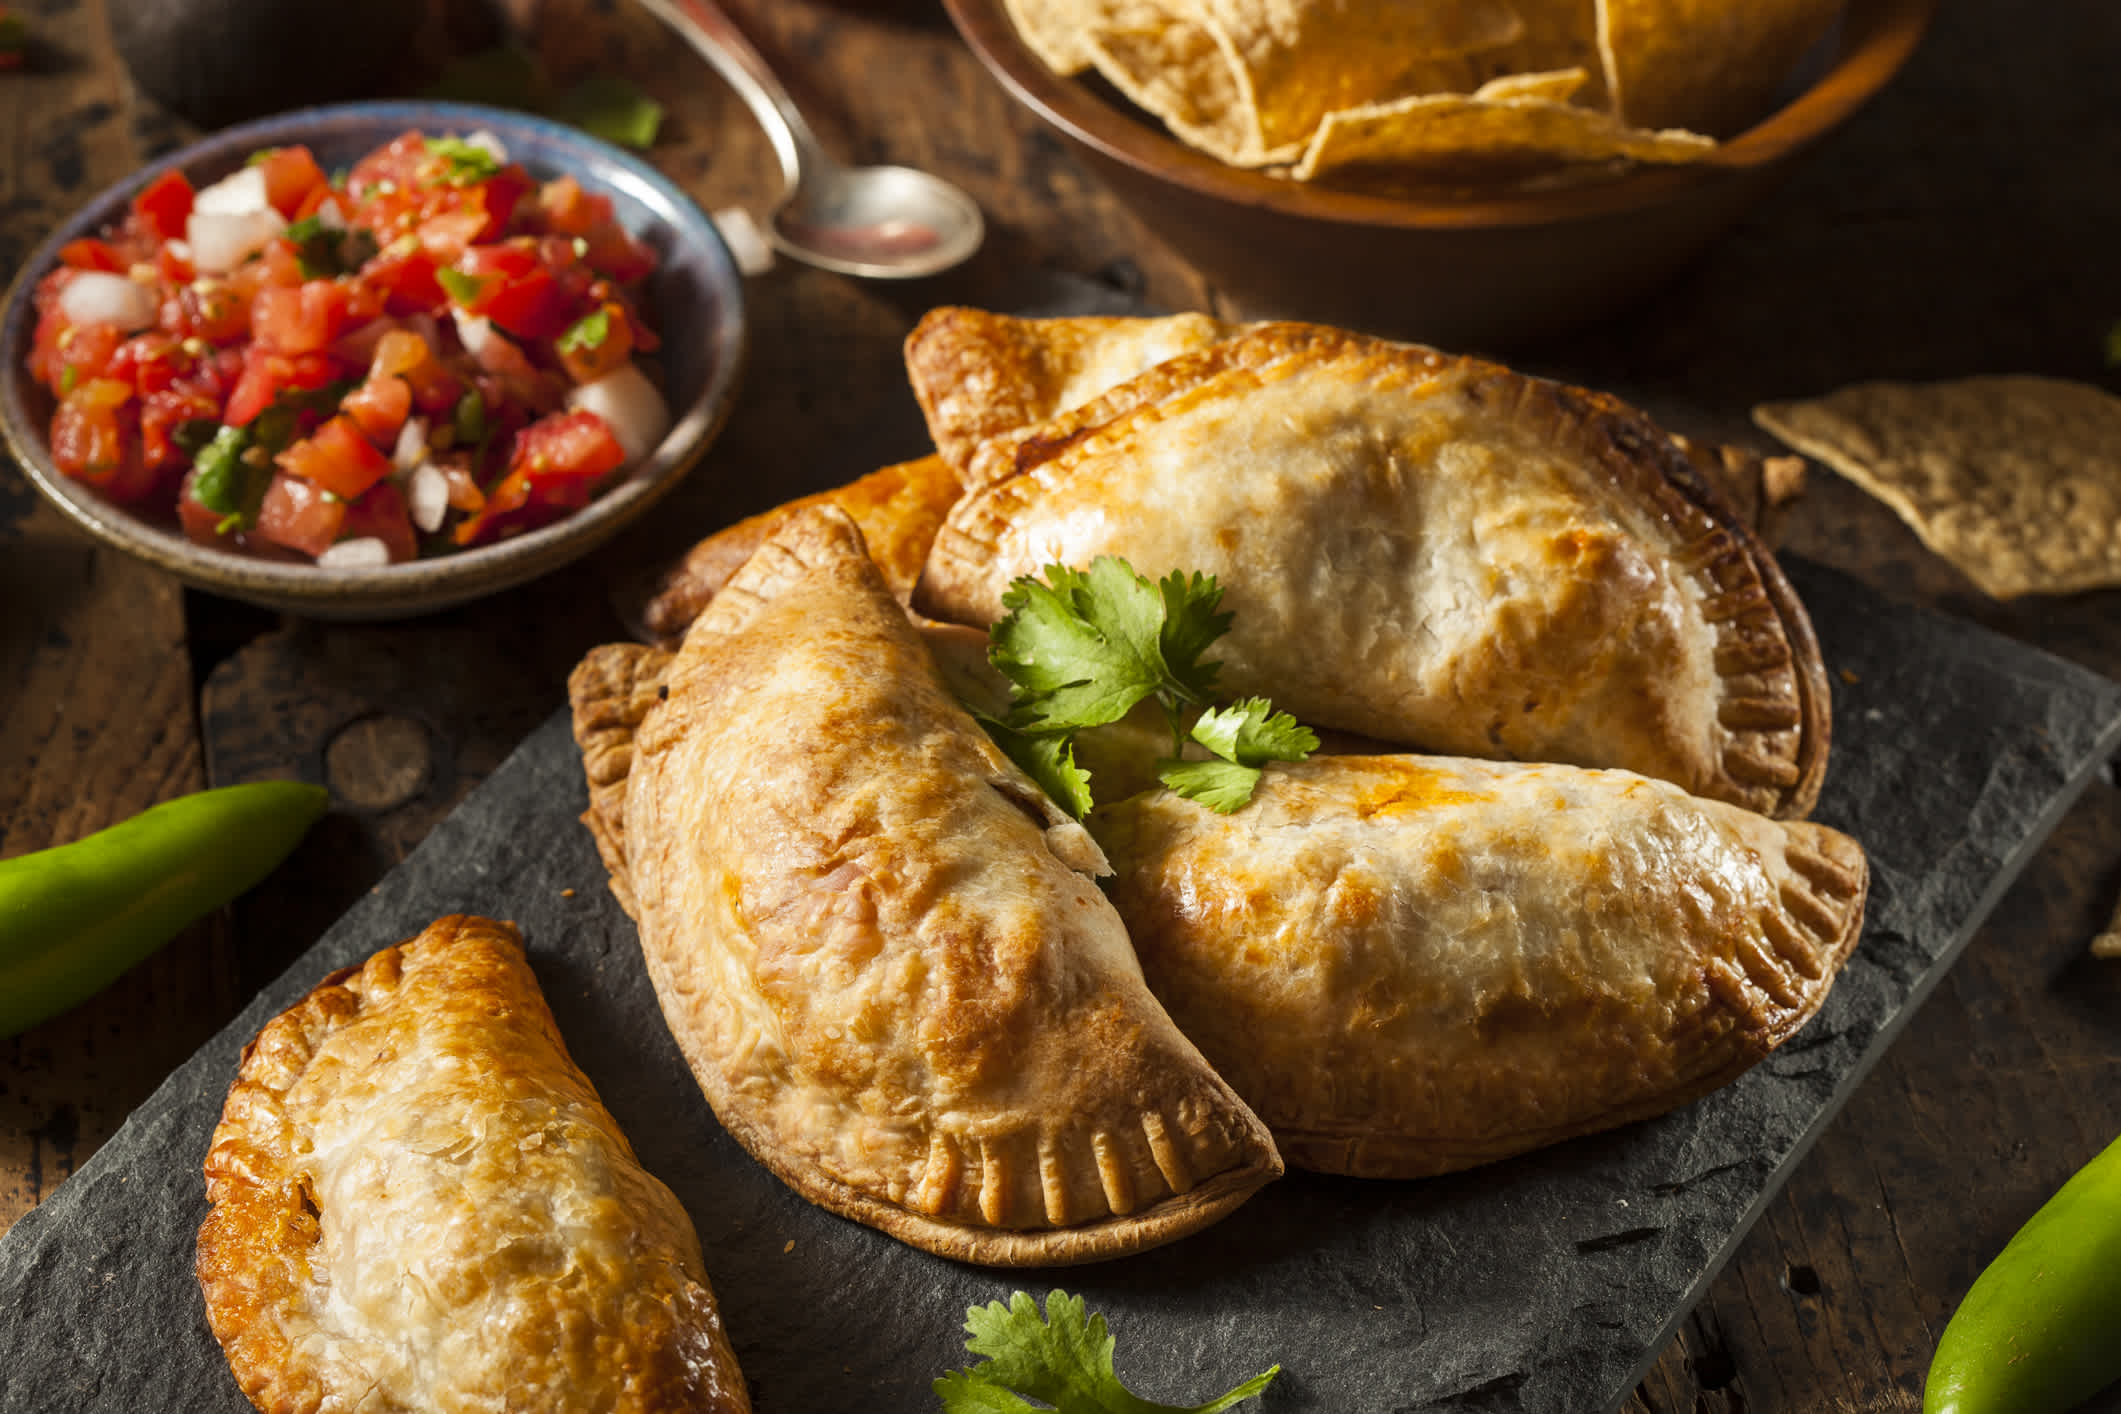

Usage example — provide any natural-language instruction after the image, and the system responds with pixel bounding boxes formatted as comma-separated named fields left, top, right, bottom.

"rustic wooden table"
left=3, top=1, right=2118, bottom=1410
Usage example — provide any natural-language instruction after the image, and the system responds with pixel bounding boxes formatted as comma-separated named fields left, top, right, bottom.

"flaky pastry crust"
left=1091, top=757, right=1868, bottom=1178
left=915, top=320, right=1830, bottom=817
left=196, top=915, right=750, bottom=1414
left=570, top=506, right=1281, bottom=1266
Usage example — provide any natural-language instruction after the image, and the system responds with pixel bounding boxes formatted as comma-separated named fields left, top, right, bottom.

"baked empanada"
left=569, top=505, right=1281, bottom=1266
left=1089, top=757, right=1868, bottom=1178
left=917, top=321, right=1830, bottom=817
left=196, top=915, right=750, bottom=1414
left=639, top=453, right=965, bottom=645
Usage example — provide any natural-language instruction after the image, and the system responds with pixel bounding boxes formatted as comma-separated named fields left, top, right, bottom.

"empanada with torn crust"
left=196, top=915, right=751, bottom=1414
left=917, top=321, right=1829, bottom=817
left=1089, top=757, right=1868, bottom=1178
left=568, top=505, right=1281, bottom=1266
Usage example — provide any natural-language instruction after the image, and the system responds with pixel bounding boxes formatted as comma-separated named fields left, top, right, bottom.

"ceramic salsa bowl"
left=942, top=0, right=1936, bottom=349
left=0, top=101, right=746, bottom=619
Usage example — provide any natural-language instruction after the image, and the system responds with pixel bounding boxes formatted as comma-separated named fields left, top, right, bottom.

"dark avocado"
left=109, top=0, right=424, bottom=130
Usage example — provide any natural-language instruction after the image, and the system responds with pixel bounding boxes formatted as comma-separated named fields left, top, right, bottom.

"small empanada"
left=917, top=321, right=1829, bottom=817
left=196, top=915, right=750, bottom=1414
left=569, top=505, right=1281, bottom=1266
left=1089, top=757, right=1868, bottom=1178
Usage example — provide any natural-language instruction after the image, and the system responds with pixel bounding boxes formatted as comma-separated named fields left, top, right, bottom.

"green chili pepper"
left=0, top=781, right=329, bottom=1038
left=1924, top=1133, right=2121, bottom=1414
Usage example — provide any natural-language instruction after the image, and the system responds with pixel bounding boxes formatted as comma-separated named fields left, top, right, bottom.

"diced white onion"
left=712, top=206, right=775, bottom=277
left=392, top=417, right=430, bottom=473
left=407, top=463, right=450, bottom=533
left=164, top=240, right=192, bottom=263
left=316, top=537, right=392, bottom=570
left=191, top=165, right=272, bottom=216
left=58, top=271, right=158, bottom=333
left=187, top=206, right=286, bottom=274
left=463, top=130, right=509, bottom=164
left=565, top=363, right=671, bottom=465
left=451, top=308, right=494, bottom=356
left=313, top=196, right=348, bottom=230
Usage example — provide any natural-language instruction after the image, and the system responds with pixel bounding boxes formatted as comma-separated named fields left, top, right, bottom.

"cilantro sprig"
left=934, top=1291, right=1279, bottom=1414
left=979, top=557, right=1315, bottom=816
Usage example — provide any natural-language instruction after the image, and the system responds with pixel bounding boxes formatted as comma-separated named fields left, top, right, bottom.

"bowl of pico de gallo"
left=0, top=101, right=745, bottom=618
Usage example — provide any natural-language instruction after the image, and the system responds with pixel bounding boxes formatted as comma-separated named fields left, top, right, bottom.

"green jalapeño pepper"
left=1925, top=1133, right=2121, bottom=1414
left=0, top=781, right=329, bottom=1037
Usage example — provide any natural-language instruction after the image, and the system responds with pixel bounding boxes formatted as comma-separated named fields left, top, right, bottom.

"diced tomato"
left=341, top=374, right=411, bottom=446
left=129, top=171, right=195, bottom=242
left=107, top=331, right=190, bottom=396
left=254, top=472, right=346, bottom=558
left=46, top=321, right=125, bottom=395
left=337, top=479, right=419, bottom=562
left=157, top=277, right=249, bottom=345
left=224, top=349, right=340, bottom=428
left=58, top=238, right=126, bottom=273
left=515, top=408, right=626, bottom=501
left=449, top=241, right=571, bottom=341
left=556, top=301, right=634, bottom=384
left=533, top=176, right=608, bottom=237
left=452, top=464, right=533, bottom=546
left=475, top=166, right=534, bottom=240
left=251, top=280, right=352, bottom=355
left=256, top=146, right=327, bottom=219
left=360, top=239, right=447, bottom=314
left=347, top=132, right=431, bottom=199
left=52, top=378, right=160, bottom=501
left=153, top=241, right=195, bottom=285
left=370, top=330, right=461, bottom=416
left=276, top=414, right=390, bottom=500
left=140, top=384, right=220, bottom=472
left=177, top=467, right=231, bottom=546
left=414, top=206, right=489, bottom=263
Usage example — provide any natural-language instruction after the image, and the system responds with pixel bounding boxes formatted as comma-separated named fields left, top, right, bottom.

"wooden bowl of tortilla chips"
left=944, top=0, right=1935, bottom=348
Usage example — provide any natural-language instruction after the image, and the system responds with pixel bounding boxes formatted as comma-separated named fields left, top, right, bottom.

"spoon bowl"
left=639, top=0, right=985, bottom=279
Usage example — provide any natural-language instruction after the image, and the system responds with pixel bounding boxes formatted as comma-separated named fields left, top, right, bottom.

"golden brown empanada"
left=905, top=306, right=1242, bottom=477
left=639, top=453, right=965, bottom=645
left=917, top=321, right=1830, bottom=817
left=1089, top=757, right=1868, bottom=1179
left=568, top=505, right=1281, bottom=1266
left=196, top=915, right=750, bottom=1414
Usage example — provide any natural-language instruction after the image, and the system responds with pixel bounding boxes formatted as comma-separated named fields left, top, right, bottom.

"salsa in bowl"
left=1, top=101, right=745, bottom=617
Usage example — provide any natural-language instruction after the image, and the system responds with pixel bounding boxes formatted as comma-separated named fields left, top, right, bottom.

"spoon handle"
left=631, top=0, right=828, bottom=194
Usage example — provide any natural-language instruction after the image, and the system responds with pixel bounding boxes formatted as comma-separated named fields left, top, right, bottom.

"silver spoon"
left=635, top=0, right=985, bottom=279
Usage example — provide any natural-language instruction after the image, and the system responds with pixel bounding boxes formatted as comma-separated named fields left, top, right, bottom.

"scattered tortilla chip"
left=1754, top=377, right=2121, bottom=600
left=1599, top=0, right=1845, bottom=136
left=2093, top=890, right=2121, bottom=959
left=1294, top=90, right=1712, bottom=183
left=1469, top=66, right=1592, bottom=105
left=1080, top=0, right=1532, bottom=166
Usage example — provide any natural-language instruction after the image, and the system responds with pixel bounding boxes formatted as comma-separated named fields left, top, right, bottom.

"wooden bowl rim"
left=942, top=0, right=1938, bottom=230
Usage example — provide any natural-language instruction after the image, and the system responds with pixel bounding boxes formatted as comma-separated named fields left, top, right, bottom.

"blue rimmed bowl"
left=0, top=100, right=746, bottom=619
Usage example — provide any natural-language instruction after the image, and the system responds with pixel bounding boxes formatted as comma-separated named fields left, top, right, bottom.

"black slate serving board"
left=3, top=561, right=2118, bottom=1414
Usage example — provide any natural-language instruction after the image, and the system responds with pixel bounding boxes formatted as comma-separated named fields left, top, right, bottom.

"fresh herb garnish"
left=425, top=47, right=664, bottom=150
left=979, top=557, right=1315, bottom=816
left=557, top=307, right=610, bottom=356
left=437, top=267, right=488, bottom=306
left=189, top=424, right=264, bottom=528
left=171, top=418, right=221, bottom=456
left=57, top=364, right=77, bottom=396
left=423, top=135, right=504, bottom=185
left=284, top=213, right=378, bottom=279
left=0, top=9, right=27, bottom=68
left=244, top=148, right=275, bottom=167
left=934, top=1290, right=1279, bottom=1414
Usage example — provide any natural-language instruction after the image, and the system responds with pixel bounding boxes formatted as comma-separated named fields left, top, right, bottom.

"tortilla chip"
left=1753, top=377, right=2121, bottom=600
left=1081, top=0, right=1533, bottom=167
left=1293, top=90, right=1713, bottom=183
left=1469, top=66, right=1592, bottom=105
left=1485, top=0, right=1608, bottom=108
left=1003, top=0, right=1101, bottom=74
left=1598, top=0, right=1844, bottom=136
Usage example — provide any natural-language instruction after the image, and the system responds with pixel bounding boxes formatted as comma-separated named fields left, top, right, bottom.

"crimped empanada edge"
left=1274, top=824, right=1871, bottom=1181
left=705, top=1093, right=1283, bottom=1267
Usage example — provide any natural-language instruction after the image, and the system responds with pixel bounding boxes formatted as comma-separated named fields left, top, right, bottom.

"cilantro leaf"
left=1155, top=759, right=1263, bottom=815
left=936, top=1291, right=1279, bottom=1414
left=978, top=714, right=1093, bottom=821
left=424, top=135, right=504, bottom=185
left=551, top=73, right=665, bottom=151
left=558, top=307, right=611, bottom=356
left=990, top=558, right=1223, bottom=732
left=284, top=214, right=378, bottom=279
left=1154, top=570, right=1232, bottom=700
left=1189, top=698, right=1318, bottom=768
left=437, top=267, right=488, bottom=306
